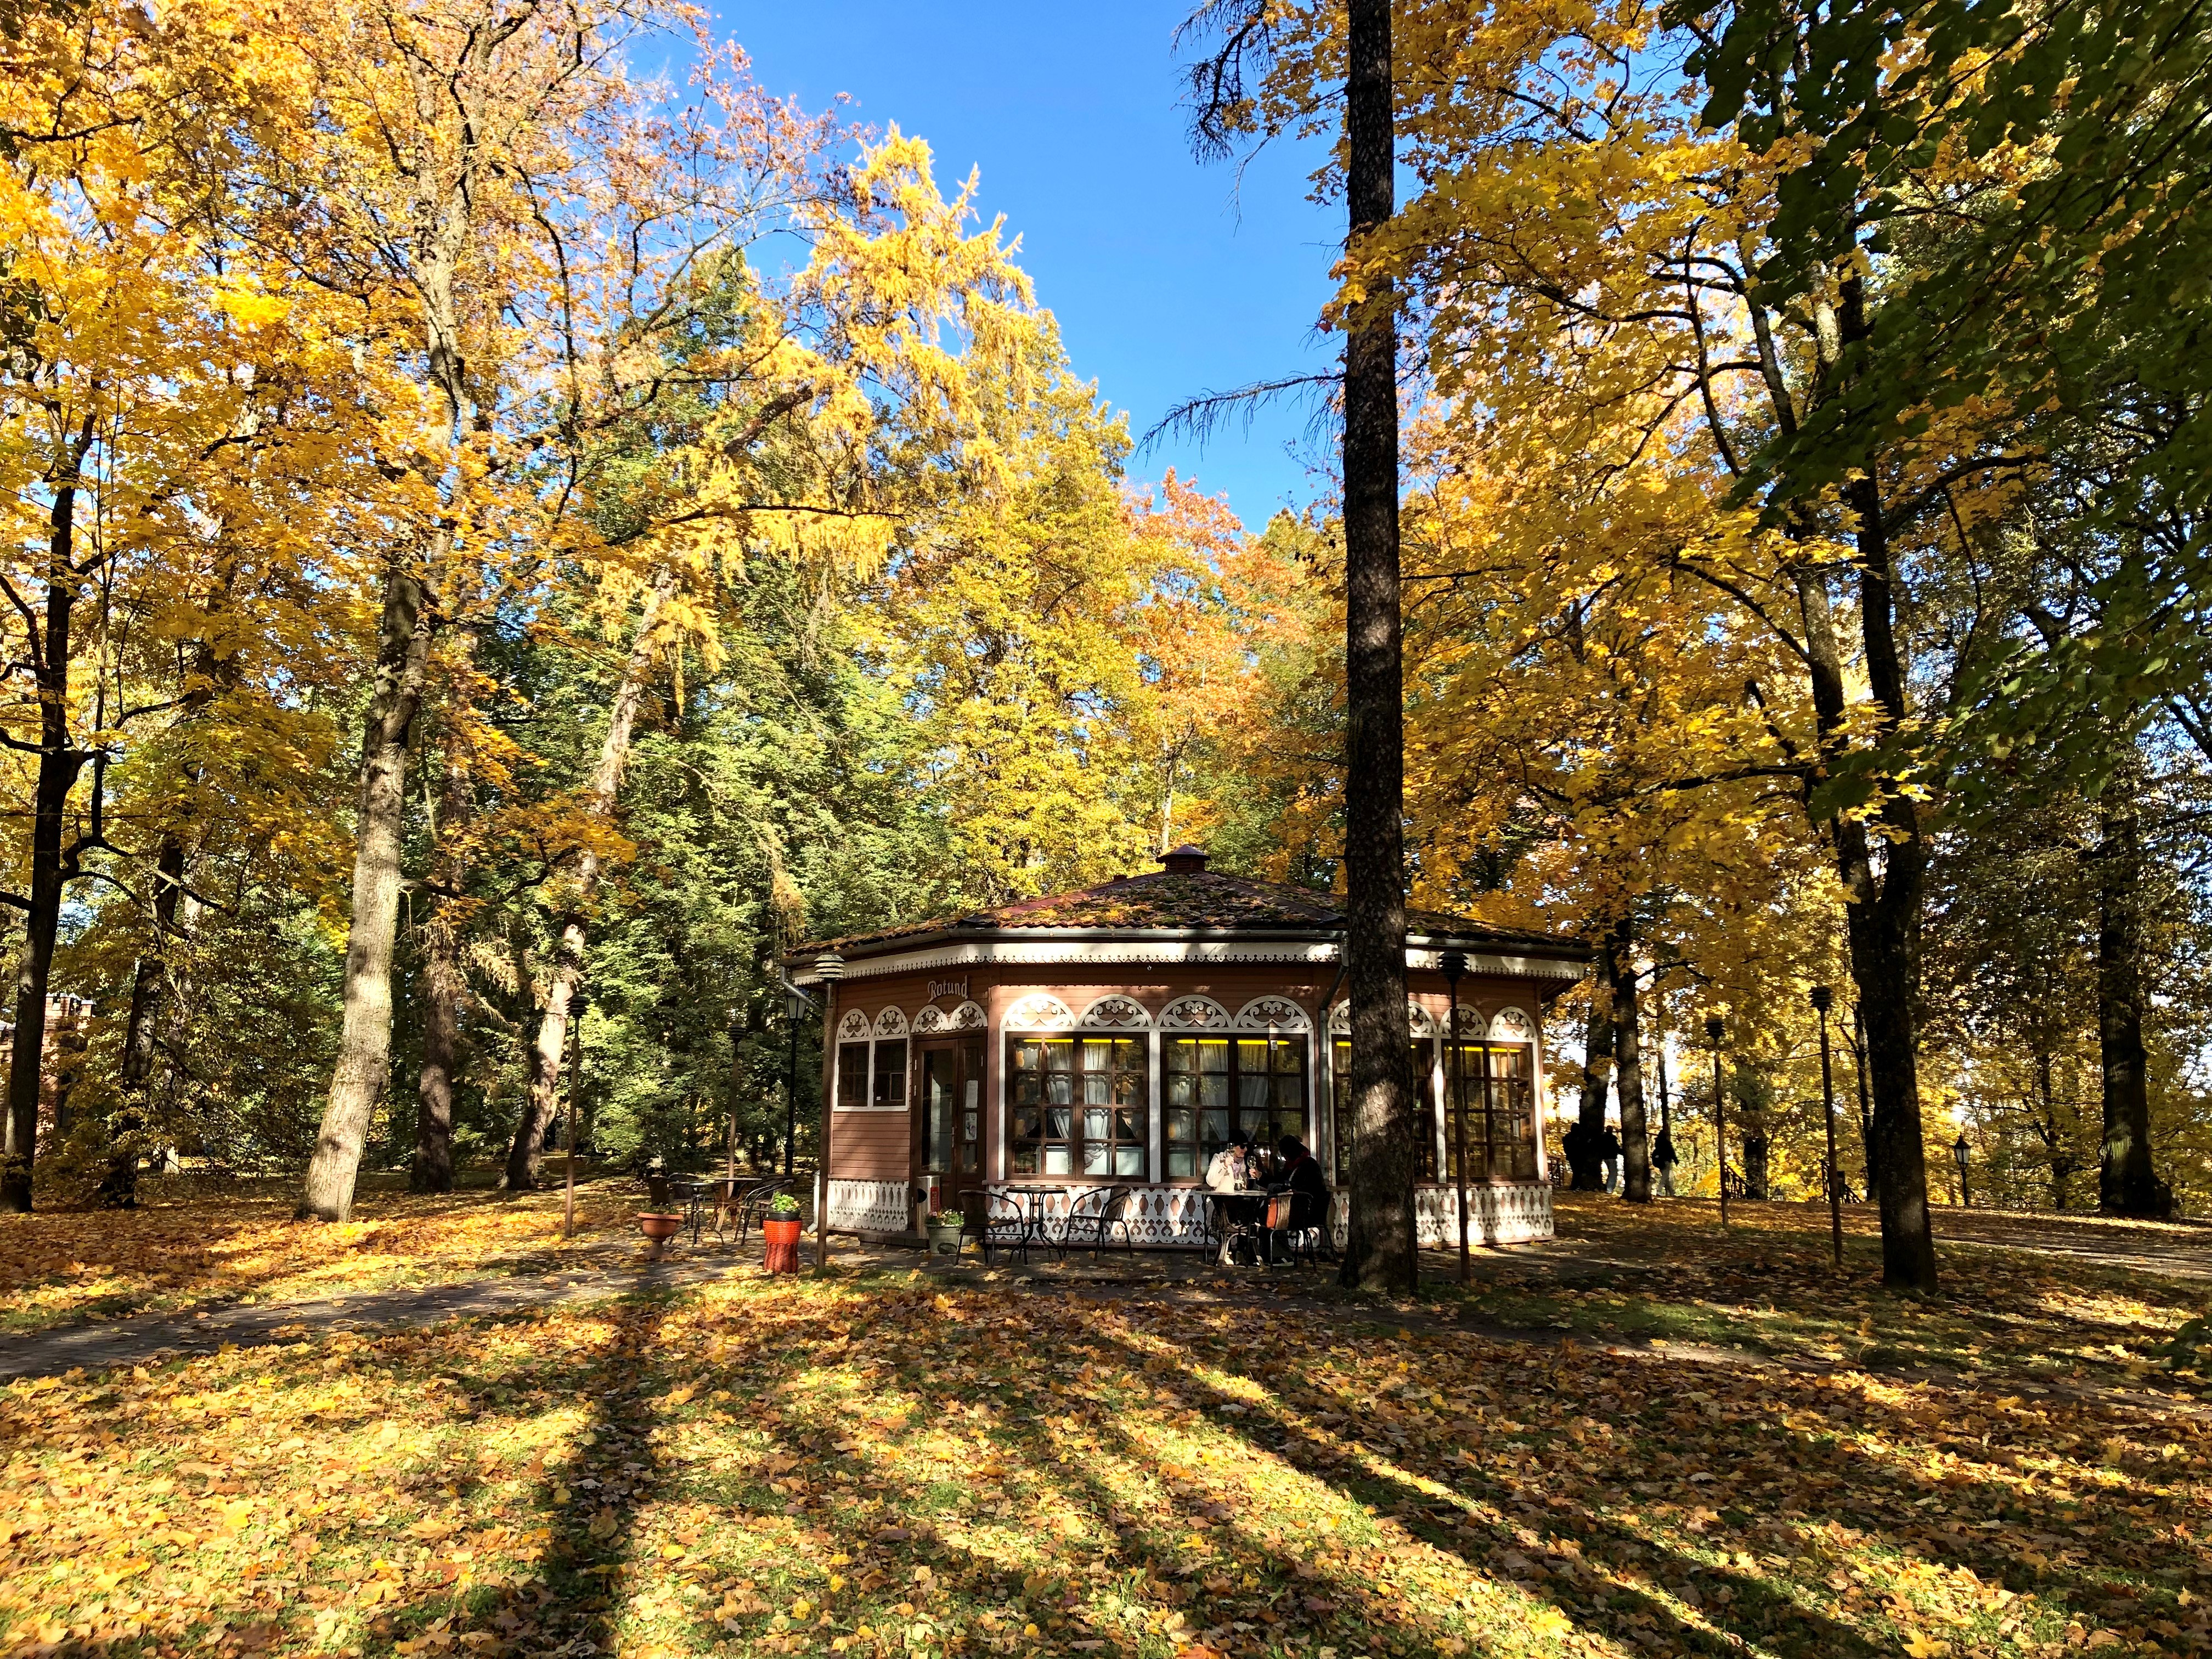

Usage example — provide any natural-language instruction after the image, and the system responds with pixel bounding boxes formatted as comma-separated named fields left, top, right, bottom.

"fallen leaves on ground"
left=3, top=1248, right=2207, bottom=1659
left=0, top=1182, right=637, bottom=1334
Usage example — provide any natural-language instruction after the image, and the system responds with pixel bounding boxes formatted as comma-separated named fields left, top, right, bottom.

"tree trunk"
left=98, top=835, right=189, bottom=1207
left=412, top=647, right=479, bottom=1196
left=1777, top=278, right=1937, bottom=1287
left=2, top=450, right=92, bottom=1214
left=2096, top=787, right=2163, bottom=1216
left=503, top=568, right=676, bottom=1189
left=1609, top=918, right=1651, bottom=1203
left=1571, top=992, right=1611, bottom=1189
left=1336, top=0, right=1417, bottom=1293
left=1853, top=1001, right=1878, bottom=1203
left=296, top=562, right=433, bottom=1221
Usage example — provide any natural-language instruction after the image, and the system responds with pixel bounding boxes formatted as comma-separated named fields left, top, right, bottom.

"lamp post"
left=1811, top=984, right=1842, bottom=1268
left=1953, top=1132, right=1971, bottom=1209
left=1441, top=950, right=1470, bottom=1284
left=1706, top=1015, right=1728, bottom=1229
left=813, top=951, right=845, bottom=1270
left=782, top=979, right=812, bottom=1176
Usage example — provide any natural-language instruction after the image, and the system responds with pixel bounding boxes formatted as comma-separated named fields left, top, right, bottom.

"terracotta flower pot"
left=761, top=1216, right=804, bottom=1274
left=637, top=1211, right=682, bottom=1260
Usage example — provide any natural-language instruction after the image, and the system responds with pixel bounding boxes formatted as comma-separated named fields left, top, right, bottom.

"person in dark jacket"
left=1599, top=1125, right=1622, bottom=1193
left=1651, top=1126, right=1678, bottom=1197
left=1276, top=1135, right=1335, bottom=1260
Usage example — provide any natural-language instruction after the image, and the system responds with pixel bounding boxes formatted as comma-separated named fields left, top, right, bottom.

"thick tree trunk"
left=1337, top=0, right=1417, bottom=1293
left=2095, top=789, right=2163, bottom=1216
left=1853, top=1001, right=1879, bottom=1202
left=297, top=563, right=433, bottom=1221
left=504, top=569, right=676, bottom=1189
left=2, top=459, right=92, bottom=1214
left=1609, top=918, right=1651, bottom=1203
left=412, top=650, right=480, bottom=1196
left=1788, top=283, right=1937, bottom=1289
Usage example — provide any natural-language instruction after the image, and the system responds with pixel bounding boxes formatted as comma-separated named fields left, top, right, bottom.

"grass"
left=2, top=1195, right=2210, bottom=1659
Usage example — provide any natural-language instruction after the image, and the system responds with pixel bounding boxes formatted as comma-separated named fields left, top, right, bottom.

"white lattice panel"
left=828, top=1178, right=911, bottom=1235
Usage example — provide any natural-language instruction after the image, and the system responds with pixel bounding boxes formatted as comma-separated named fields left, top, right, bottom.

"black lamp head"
left=1809, top=984, right=1833, bottom=1014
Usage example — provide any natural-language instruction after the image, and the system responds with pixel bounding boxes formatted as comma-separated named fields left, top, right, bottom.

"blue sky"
left=724, top=2, right=1340, bottom=533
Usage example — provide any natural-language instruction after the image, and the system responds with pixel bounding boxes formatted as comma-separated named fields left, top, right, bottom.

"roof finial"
left=1161, top=844, right=1209, bottom=874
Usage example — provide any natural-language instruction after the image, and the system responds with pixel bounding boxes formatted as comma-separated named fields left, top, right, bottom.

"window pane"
left=1235, top=1039, right=1267, bottom=1075
left=1047, top=1108, right=1072, bottom=1141
left=1238, top=1073, right=1269, bottom=1112
left=1200, top=1108, right=1229, bottom=1146
left=1085, top=1107, right=1110, bottom=1143
left=1115, top=1107, right=1143, bottom=1144
left=1199, top=1074, right=1227, bottom=1109
left=1114, top=1071, right=1143, bottom=1106
left=1195, top=1041, right=1229, bottom=1072
left=1081, top=1040, right=1110, bottom=1072
left=1045, top=1040, right=1076, bottom=1071
left=1046, top=1074, right=1074, bottom=1105
left=1274, top=1039, right=1304, bottom=1075
left=1084, top=1072, right=1111, bottom=1105
left=1013, top=1145, right=1038, bottom=1175
left=1167, top=1148, right=1196, bottom=1178
left=1045, top=1146, right=1072, bottom=1175
left=1167, top=1108, right=1195, bottom=1143
left=838, top=1043, right=869, bottom=1110
left=1115, top=1146, right=1144, bottom=1177
left=1168, top=1073, right=1198, bottom=1107
left=1082, top=1142, right=1109, bottom=1174
left=873, top=1040, right=907, bottom=1108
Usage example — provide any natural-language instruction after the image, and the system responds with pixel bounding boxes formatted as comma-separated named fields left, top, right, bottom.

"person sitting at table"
left=1276, top=1135, right=1335, bottom=1261
left=1205, top=1132, right=1263, bottom=1266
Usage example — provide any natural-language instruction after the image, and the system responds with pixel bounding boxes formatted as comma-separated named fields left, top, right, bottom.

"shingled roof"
left=793, top=847, right=1589, bottom=962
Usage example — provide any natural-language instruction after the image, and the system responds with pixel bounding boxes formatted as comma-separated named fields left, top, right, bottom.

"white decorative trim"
left=837, top=1009, right=870, bottom=1041
left=1002, top=992, right=1075, bottom=1031
left=1077, top=994, right=1152, bottom=1030
left=828, top=1178, right=912, bottom=1234
left=1446, top=1003, right=1488, bottom=1037
left=792, top=938, right=1587, bottom=984
left=916, top=998, right=990, bottom=1034
left=1327, top=1183, right=1553, bottom=1249
left=1328, top=999, right=1440, bottom=1037
left=1233, top=996, right=1311, bottom=1034
left=873, top=1006, right=910, bottom=1037
left=1159, top=995, right=1233, bottom=1030
left=1491, top=1006, right=1536, bottom=1043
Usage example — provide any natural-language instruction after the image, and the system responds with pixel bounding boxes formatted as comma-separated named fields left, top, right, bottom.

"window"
left=1167, top=1036, right=1306, bottom=1176
left=1331, top=1039, right=1438, bottom=1184
left=1008, top=1036, right=1148, bottom=1178
left=872, top=1039, right=908, bottom=1109
left=1443, top=1041, right=1537, bottom=1181
left=836, top=1042, right=870, bottom=1111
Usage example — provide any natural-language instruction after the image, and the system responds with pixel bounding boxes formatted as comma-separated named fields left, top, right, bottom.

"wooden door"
left=917, top=1039, right=986, bottom=1187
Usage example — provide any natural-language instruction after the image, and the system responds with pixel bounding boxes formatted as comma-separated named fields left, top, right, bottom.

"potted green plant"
left=761, top=1190, right=805, bottom=1274
left=924, top=1207, right=967, bottom=1260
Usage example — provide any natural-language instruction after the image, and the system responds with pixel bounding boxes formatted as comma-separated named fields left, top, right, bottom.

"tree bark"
left=412, top=643, right=479, bottom=1195
left=1336, top=0, right=1418, bottom=1293
left=296, top=562, right=433, bottom=1221
left=1570, top=992, right=1611, bottom=1189
left=98, top=834, right=189, bottom=1207
left=503, top=568, right=676, bottom=1189
left=1609, top=918, right=1651, bottom=1203
left=2, top=430, right=94, bottom=1214
left=2095, top=786, right=2163, bottom=1216
left=1787, top=280, right=1937, bottom=1289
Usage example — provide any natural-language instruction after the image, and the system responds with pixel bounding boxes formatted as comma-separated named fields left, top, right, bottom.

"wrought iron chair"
left=1052, top=1184, right=1135, bottom=1262
left=734, top=1177, right=794, bottom=1245
left=959, top=1187, right=1029, bottom=1266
